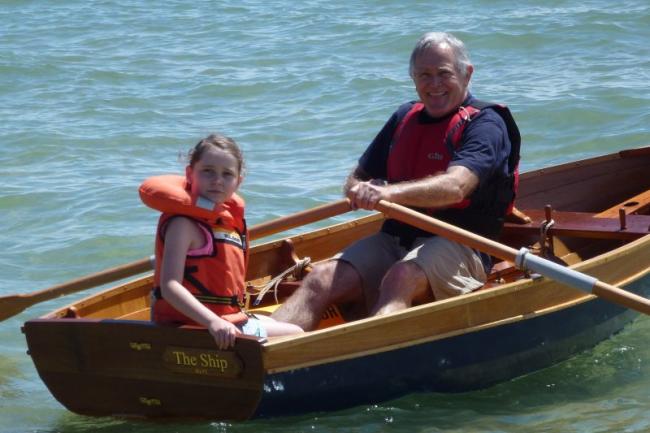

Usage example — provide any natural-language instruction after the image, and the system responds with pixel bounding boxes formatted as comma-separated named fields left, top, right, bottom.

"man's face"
left=411, top=44, right=473, bottom=118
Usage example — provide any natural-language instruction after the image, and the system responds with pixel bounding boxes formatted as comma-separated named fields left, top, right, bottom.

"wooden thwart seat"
left=503, top=209, right=650, bottom=240
left=596, top=188, right=650, bottom=218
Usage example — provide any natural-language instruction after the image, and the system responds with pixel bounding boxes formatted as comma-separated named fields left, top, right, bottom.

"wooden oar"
left=248, top=198, right=352, bottom=239
left=0, top=257, right=156, bottom=323
left=375, top=200, right=650, bottom=315
left=0, top=199, right=352, bottom=322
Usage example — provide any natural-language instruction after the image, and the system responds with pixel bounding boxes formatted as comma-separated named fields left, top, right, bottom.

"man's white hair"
left=409, top=32, right=472, bottom=78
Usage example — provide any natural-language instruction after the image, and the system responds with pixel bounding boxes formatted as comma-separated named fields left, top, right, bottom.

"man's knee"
left=305, top=259, right=363, bottom=303
left=379, top=261, right=431, bottom=302
left=300, top=260, right=338, bottom=297
left=383, top=261, right=427, bottom=286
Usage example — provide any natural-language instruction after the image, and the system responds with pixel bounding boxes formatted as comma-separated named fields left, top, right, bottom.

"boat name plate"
left=162, top=346, right=243, bottom=378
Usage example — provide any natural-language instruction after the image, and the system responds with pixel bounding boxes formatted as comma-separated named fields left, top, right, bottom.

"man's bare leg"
left=370, top=261, right=431, bottom=316
left=271, top=260, right=363, bottom=331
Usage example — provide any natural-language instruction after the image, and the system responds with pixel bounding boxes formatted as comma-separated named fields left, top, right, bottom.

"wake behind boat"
left=21, top=146, right=650, bottom=420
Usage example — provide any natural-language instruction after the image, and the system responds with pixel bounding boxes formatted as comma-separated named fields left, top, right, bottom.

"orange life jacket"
left=139, top=175, right=249, bottom=325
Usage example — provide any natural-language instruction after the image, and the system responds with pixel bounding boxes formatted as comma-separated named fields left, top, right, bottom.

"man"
left=272, top=32, right=521, bottom=330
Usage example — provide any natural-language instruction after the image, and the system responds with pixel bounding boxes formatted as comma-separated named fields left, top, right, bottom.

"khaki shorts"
left=335, top=232, right=486, bottom=304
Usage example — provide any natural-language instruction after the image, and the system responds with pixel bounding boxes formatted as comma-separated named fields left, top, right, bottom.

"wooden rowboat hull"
left=23, top=147, right=650, bottom=420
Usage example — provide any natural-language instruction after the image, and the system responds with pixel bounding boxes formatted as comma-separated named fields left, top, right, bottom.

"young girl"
left=140, top=134, right=303, bottom=349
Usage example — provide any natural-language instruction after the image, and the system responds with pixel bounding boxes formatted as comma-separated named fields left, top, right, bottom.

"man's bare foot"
left=505, top=206, right=532, bottom=224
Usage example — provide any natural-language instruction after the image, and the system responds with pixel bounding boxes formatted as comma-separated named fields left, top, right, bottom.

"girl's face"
left=187, top=146, right=242, bottom=205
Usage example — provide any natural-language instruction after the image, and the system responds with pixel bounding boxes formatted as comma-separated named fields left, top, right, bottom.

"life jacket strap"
left=193, top=294, right=242, bottom=307
left=152, top=286, right=243, bottom=307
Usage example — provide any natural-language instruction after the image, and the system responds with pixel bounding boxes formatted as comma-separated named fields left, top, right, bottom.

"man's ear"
left=464, top=64, right=474, bottom=85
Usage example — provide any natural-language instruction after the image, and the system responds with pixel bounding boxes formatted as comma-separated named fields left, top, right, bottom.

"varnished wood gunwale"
left=246, top=213, right=383, bottom=283
left=515, top=149, right=650, bottom=212
left=44, top=275, right=154, bottom=320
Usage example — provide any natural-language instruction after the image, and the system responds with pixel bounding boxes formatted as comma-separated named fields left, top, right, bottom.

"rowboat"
left=20, top=147, right=650, bottom=420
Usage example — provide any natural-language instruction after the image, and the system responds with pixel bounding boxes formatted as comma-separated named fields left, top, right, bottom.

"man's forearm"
left=386, top=176, right=464, bottom=208
left=386, top=166, right=479, bottom=209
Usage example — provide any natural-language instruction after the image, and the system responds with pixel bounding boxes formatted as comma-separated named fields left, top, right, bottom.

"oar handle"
left=375, top=200, right=650, bottom=316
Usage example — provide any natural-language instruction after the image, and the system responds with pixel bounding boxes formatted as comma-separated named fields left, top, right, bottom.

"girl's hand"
left=207, top=317, right=242, bottom=350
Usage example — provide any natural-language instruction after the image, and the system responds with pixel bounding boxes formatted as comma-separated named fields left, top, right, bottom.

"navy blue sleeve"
left=358, top=102, right=415, bottom=179
left=448, top=108, right=512, bottom=188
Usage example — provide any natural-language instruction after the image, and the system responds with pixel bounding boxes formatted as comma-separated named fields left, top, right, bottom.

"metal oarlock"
left=515, top=247, right=597, bottom=293
left=539, top=204, right=555, bottom=256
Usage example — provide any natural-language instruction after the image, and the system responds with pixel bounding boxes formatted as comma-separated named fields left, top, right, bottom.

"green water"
left=1, top=1, right=649, bottom=432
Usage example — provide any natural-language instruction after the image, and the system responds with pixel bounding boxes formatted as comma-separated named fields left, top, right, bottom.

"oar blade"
left=0, top=294, right=32, bottom=321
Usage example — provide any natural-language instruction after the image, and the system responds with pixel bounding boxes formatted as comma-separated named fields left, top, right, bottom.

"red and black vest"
left=140, top=175, right=249, bottom=325
left=384, top=100, right=521, bottom=240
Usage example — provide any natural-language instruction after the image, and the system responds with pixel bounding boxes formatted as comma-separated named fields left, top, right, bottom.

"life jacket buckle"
left=458, top=106, right=471, bottom=122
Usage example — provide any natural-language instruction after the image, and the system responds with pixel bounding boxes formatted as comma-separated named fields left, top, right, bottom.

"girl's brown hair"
left=188, top=133, right=244, bottom=174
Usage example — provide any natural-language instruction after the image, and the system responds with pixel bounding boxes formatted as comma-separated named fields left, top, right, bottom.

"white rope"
left=248, top=257, right=311, bottom=306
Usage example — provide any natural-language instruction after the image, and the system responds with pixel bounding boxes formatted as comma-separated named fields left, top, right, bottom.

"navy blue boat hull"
left=255, top=277, right=648, bottom=417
